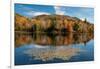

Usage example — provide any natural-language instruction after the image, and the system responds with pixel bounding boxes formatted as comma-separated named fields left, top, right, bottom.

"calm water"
left=15, top=32, right=94, bottom=65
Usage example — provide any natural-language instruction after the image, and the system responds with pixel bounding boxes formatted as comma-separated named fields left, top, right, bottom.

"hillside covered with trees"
left=15, top=13, right=94, bottom=33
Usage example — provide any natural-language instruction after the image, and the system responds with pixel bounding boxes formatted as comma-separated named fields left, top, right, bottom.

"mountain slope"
left=15, top=13, right=94, bottom=33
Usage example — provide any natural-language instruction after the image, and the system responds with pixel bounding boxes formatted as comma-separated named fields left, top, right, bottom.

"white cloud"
left=33, top=12, right=50, bottom=16
left=54, top=6, right=66, bottom=15
left=24, top=11, right=50, bottom=17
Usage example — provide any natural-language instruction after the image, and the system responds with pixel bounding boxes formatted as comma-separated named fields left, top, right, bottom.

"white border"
left=14, top=0, right=95, bottom=7
left=11, top=0, right=95, bottom=69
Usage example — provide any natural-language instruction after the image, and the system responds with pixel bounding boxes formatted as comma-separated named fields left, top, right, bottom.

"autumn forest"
left=15, top=13, right=94, bottom=33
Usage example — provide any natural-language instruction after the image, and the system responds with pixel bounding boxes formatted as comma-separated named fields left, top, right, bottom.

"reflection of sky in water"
left=15, top=39, right=94, bottom=65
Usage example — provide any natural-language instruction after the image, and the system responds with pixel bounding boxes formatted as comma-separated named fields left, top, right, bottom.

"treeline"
left=15, top=13, right=94, bottom=33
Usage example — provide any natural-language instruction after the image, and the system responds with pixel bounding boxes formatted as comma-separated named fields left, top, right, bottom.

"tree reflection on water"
left=15, top=32, right=93, bottom=62
left=15, top=32, right=93, bottom=47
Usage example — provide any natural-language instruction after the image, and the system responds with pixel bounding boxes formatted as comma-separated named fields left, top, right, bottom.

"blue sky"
left=15, top=3, right=94, bottom=23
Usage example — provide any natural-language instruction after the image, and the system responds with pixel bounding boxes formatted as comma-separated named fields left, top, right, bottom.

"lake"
left=15, top=32, right=94, bottom=65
